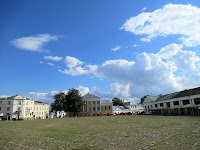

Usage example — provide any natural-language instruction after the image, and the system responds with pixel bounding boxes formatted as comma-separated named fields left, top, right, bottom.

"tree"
left=112, top=97, right=123, bottom=106
left=51, top=92, right=66, bottom=112
left=51, top=88, right=84, bottom=117
left=65, top=88, right=84, bottom=117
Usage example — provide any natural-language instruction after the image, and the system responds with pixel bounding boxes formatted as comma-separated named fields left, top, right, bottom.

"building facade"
left=0, top=95, right=49, bottom=120
left=142, top=87, right=200, bottom=115
left=74, top=93, right=113, bottom=117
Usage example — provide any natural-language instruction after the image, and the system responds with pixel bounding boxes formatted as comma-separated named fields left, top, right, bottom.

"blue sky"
left=1, top=0, right=200, bottom=104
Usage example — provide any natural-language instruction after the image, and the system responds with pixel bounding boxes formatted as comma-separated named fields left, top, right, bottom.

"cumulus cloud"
left=55, top=43, right=200, bottom=102
left=59, top=66, right=88, bottom=76
left=59, top=56, right=98, bottom=76
left=121, top=4, right=200, bottom=47
left=77, top=86, right=89, bottom=96
left=112, top=45, right=121, bottom=51
left=27, top=86, right=89, bottom=104
left=64, top=56, right=84, bottom=68
left=11, top=34, right=58, bottom=52
left=44, top=56, right=63, bottom=61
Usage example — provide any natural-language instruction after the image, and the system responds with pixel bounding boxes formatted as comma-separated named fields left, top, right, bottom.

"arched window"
left=17, top=101, right=21, bottom=105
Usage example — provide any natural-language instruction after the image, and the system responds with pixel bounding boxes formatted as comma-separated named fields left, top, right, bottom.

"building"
left=101, top=101, right=113, bottom=114
left=113, top=106, right=124, bottom=114
left=74, top=93, right=113, bottom=117
left=0, top=95, right=49, bottom=120
left=113, top=103, right=143, bottom=114
left=142, top=87, right=200, bottom=115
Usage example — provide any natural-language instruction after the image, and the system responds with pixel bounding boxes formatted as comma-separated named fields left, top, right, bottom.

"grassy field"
left=0, top=115, right=200, bottom=150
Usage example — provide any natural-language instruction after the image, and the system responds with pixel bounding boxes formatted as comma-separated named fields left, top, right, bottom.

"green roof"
left=147, top=96, right=159, bottom=102
left=156, top=92, right=180, bottom=101
left=145, top=92, right=180, bottom=103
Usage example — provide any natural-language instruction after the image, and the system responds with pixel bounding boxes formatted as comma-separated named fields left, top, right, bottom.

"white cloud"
left=131, top=44, right=140, bottom=47
left=77, top=86, right=89, bottom=96
left=0, top=95, right=9, bottom=98
left=121, top=4, right=200, bottom=47
left=112, top=45, right=121, bottom=51
left=28, top=92, right=50, bottom=103
left=11, top=34, right=58, bottom=52
left=59, top=66, right=88, bottom=76
left=44, top=56, right=63, bottom=61
left=157, top=43, right=182, bottom=59
left=141, top=7, right=147, bottom=11
left=46, top=62, right=54, bottom=66
left=49, top=45, right=200, bottom=103
left=64, top=56, right=84, bottom=68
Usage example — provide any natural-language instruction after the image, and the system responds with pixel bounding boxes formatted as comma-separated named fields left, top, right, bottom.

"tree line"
left=51, top=88, right=125, bottom=116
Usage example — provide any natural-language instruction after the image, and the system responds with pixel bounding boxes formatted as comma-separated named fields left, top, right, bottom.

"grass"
left=0, top=115, right=200, bottom=150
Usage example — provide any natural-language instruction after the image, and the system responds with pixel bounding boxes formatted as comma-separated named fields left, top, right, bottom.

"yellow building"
left=78, top=93, right=113, bottom=116
left=0, top=95, right=49, bottom=120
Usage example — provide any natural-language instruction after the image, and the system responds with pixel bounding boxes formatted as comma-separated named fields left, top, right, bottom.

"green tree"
left=65, top=88, right=84, bottom=117
left=112, top=97, right=124, bottom=106
left=51, top=92, right=66, bottom=112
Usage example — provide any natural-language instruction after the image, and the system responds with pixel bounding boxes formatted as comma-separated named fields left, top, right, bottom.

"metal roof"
left=82, top=93, right=100, bottom=98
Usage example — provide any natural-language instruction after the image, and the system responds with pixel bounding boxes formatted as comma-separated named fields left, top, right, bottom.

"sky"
left=1, top=0, right=200, bottom=104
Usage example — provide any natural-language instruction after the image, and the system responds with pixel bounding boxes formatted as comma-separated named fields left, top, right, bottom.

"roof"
left=113, top=106, right=124, bottom=111
left=82, top=93, right=100, bottom=98
left=156, top=92, right=180, bottom=101
left=174, top=87, right=200, bottom=98
left=144, top=86, right=200, bottom=103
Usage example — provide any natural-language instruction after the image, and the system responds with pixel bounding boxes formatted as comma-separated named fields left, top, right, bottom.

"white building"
left=142, top=87, right=200, bottom=115
left=0, top=95, right=49, bottom=120
left=113, top=106, right=124, bottom=114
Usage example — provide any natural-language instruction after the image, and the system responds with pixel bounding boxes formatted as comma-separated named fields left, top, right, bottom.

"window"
left=93, top=107, right=95, bottom=111
left=26, top=107, right=28, bottom=110
left=17, top=107, right=20, bottom=111
left=17, top=101, right=21, bottom=105
left=101, top=106, right=103, bottom=110
left=0, top=101, right=2, bottom=103
left=109, top=106, right=111, bottom=110
left=37, top=107, right=38, bottom=110
left=34, top=107, right=35, bottom=110
left=0, top=107, right=1, bottom=111
left=97, top=101, right=100, bottom=104
left=93, top=101, right=95, bottom=104
left=97, top=107, right=99, bottom=111
left=7, top=107, right=10, bottom=111
left=105, top=106, right=107, bottom=110
left=8, top=101, right=11, bottom=105
left=26, top=102, right=28, bottom=105
left=31, top=107, right=32, bottom=110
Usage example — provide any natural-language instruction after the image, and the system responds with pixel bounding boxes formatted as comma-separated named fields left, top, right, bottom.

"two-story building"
left=74, top=93, right=113, bottom=117
left=142, top=87, right=200, bottom=115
